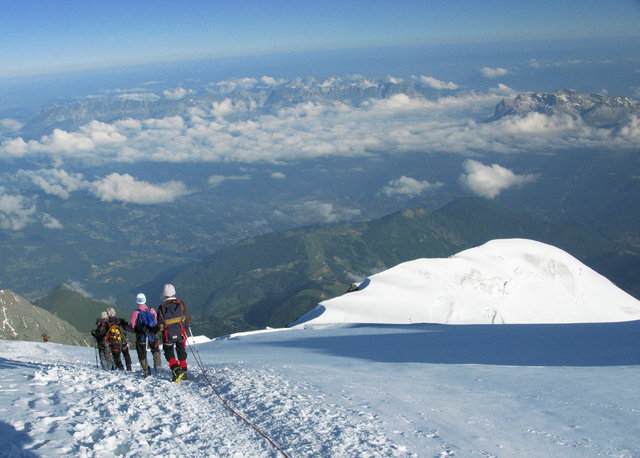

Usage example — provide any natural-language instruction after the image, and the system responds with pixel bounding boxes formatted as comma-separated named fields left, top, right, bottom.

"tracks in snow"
left=5, top=358, right=408, bottom=457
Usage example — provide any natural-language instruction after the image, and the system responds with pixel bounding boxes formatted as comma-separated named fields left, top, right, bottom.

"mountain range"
left=18, top=76, right=458, bottom=139
left=18, top=79, right=640, bottom=141
left=491, top=88, right=640, bottom=127
left=1, top=197, right=636, bottom=342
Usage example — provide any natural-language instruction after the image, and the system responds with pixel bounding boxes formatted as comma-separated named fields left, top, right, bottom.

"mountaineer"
left=106, top=307, right=132, bottom=371
left=91, top=311, right=114, bottom=370
left=130, top=293, right=162, bottom=377
left=157, top=284, right=192, bottom=382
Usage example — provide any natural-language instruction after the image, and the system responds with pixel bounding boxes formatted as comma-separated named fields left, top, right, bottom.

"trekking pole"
left=187, top=327, right=205, bottom=369
left=94, top=339, right=99, bottom=369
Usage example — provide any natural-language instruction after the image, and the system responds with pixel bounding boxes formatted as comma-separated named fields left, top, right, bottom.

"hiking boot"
left=170, top=364, right=180, bottom=382
left=174, top=367, right=187, bottom=382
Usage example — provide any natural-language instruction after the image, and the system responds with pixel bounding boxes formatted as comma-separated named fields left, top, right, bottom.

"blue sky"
left=2, top=0, right=639, bottom=77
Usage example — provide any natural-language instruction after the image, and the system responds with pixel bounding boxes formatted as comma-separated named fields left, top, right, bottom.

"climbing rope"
left=186, top=328, right=291, bottom=458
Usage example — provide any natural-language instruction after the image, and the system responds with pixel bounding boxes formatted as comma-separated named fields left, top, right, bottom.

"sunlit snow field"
left=1, top=320, right=639, bottom=457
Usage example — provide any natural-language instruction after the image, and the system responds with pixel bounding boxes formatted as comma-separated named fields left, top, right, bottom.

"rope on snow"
left=186, top=328, right=291, bottom=458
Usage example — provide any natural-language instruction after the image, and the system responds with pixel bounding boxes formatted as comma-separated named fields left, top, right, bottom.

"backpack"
left=107, top=323, right=125, bottom=350
left=135, top=309, right=157, bottom=343
left=136, top=309, right=156, bottom=331
left=159, top=300, right=187, bottom=344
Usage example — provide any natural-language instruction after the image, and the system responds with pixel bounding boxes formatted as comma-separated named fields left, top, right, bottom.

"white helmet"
left=162, top=284, right=176, bottom=298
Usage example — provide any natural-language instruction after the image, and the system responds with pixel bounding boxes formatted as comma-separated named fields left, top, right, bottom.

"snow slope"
left=293, top=239, right=640, bottom=326
left=1, top=320, right=639, bottom=457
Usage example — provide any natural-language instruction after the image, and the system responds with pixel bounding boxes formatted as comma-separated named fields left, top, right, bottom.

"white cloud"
left=19, top=168, right=87, bottom=199
left=458, top=159, right=537, bottom=199
left=210, top=77, right=259, bottom=94
left=66, top=281, right=92, bottom=297
left=380, top=176, right=443, bottom=198
left=163, top=87, right=194, bottom=100
left=260, top=76, right=279, bottom=86
left=384, top=76, right=404, bottom=84
left=294, top=200, right=361, bottom=223
left=419, top=76, right=458, bottom=90
left=0, top=119, right=23, bottom=131
left=18, top=167, right=192, bottom=205
left=0, top=187, right=65, bottom=231
left=480, top=67, right=508, bottom=78
left=270, top=172, right=286, bottom=179
left=619, top=115, right=640, bottom=138
left=0, top=191, right=37, bottom=230
left=90, top=173, right=189, bottom=204
left=2, top=137, right=29, bottom=156
left=42, top=213, right=63, bottom=229
left=117, top=92, right=160, bottom=102
left=207, top=174, right=250, bottom=187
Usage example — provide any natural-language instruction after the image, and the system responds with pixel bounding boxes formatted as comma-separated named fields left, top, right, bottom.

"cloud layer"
left=2, top=80, right=638, bottom=170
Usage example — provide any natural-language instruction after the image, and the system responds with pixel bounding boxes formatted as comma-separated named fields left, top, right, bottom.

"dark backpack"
left=160, top=300, right=187, bottom=344
left=107, top=323, right=125, bottom=350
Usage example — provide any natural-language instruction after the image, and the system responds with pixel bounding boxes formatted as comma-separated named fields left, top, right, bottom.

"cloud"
left=260, top=76, right=284, bottom=86
left=293, top=200, right=361, bottom=223
left=210, top=77, right=260, bottom=94
left=380, top=176, right=443, bottom=198
left=3, top=121, right=127, bottom=158
left=480, top=67, right=508, bottom=78
left=18, top=168, right=87, bottom=199
left=270, top=172, right=286, bottom=179
left=90, top=173, right=189, bottom=204
left=419, top=76, right=458, bottom=90
left=163, top=87, right=194, bottom=100
left=0, top=191, right=37, bottom=230
left=42, top=213, right=63, bottom=229
left=207, top=174, right=250, bottom=187
left=619, top=115, right=640, bottom=137
left=458, top=159, right=537, bottom=199
left=65, top=281, right=94, bottom=298
left=18, top=167, right=192, bottom=205
left=117, top=92, right=160, bottom=102
left=0, top=119, right=23, bottom=131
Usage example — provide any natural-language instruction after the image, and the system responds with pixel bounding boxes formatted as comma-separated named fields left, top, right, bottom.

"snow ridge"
left=294, top=239, right=640, bottom=327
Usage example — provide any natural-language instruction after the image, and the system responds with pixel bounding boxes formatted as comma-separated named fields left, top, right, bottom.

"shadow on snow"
left=0, top=421, right=38, bottom=456
left=274, top=320, right=640, bottom=366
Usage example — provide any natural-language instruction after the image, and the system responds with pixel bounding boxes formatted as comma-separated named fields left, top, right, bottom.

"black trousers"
left=111, top=345, right=132, bottom=371
left=163, top=340, right=187, bottom=366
